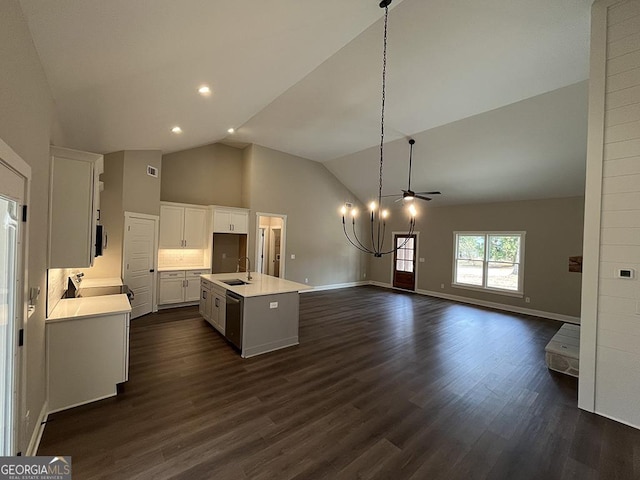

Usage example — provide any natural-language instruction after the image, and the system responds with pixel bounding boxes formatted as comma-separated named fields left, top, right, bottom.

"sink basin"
left=222, top=279, right=250, bottom=286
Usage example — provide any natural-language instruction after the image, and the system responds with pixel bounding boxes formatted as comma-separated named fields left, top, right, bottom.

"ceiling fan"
left=382, top=139, right=441, bottom=202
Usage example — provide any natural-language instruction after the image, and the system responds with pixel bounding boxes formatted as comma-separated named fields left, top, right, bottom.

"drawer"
left=160, top=271, right=186, bottom=279
left=186, top=269, right=211, bottom=278
left=212, top=284, right=227, bottom=296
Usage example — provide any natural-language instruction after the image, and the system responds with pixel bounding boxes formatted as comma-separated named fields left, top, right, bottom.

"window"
left=453, top=232, right=525, bottom=296
left=395, top=235, right=415, bottom=273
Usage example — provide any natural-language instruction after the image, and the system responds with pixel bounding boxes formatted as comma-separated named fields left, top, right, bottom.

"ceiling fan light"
left=404, top=195, right=414, bottom=201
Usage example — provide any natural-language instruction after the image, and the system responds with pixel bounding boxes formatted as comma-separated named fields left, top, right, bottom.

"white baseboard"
left=26, top=401, right=48, bottom=456
left=368, top=281, right=580, bottom=324
left=300, top=281, right=368, bottom=293
left=593, top=409, right=640, bottom=431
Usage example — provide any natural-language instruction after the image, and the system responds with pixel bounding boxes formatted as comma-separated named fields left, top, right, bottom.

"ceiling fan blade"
left=381, top=194, right=401, bottom=198
left=394, top=197, right=404, bottom=202
left=414, top=195, right=433, bottom=201
left=415, top=191, right=441, bottom=195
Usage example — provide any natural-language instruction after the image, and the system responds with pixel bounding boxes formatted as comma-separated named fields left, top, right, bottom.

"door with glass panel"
left=393, top=234, right=416, bottom=290
left=0, top=161, right=26, bottom=456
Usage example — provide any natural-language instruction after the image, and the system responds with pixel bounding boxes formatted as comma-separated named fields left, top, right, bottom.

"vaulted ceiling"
left=20, top=0, right=593, bottom=205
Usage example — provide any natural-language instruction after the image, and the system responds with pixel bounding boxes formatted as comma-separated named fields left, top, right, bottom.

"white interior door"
left=0, top=160, right=26, bottom=456
left=123, top=213, right=158, bottom=319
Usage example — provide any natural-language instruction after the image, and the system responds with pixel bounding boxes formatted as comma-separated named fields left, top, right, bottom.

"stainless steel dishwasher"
left=225, top=291, right=243, bottom=350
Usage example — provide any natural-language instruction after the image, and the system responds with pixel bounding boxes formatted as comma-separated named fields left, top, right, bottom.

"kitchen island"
left=200, top=272, right=310, bottom=358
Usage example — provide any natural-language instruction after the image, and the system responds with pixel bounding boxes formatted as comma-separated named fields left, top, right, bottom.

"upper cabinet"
left=159, top=202, right=208, bottom=249
left=212, top=207, right=249, bottom=234
left=49, top=146, right=103, bottom=268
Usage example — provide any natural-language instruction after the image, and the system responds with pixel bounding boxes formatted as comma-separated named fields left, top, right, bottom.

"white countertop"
left=158, top=266, right=210, bottom=272
left=47, top=294, right=132, bottom=323
left=79, top=277, right=123, bottom=288
left=201, top=272, right=311, bottom=297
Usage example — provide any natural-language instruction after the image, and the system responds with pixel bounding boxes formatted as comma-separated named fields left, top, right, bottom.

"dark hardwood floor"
left=38, top=286, right=640, bottom=479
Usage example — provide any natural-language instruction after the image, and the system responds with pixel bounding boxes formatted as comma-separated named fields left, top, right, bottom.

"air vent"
left=147, top=165, right=158, bottom=178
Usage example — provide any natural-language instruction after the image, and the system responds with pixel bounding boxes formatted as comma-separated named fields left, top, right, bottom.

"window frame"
left=452, top=231, right=526, bottom=298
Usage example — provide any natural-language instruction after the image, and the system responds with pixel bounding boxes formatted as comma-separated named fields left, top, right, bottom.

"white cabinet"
left=200, top=278, right=226, bottom=334
left=49, top=146, right=103, bottom=268
left=159, top=269, right=210, bottom=305
left=159, top=203, right=208, bottom=249
left=159, top=205, right=184, bottom=248
left=199, top=280, right=212, bottom=321
left=185, top=270, right=204, bottom=301
left=159, top=271, right=186, bottom=304
left=212, top=207, right=249, bottom=234
left=47, top=312, right=129, bottom=413
left=184, top=208, right=208, bottom=248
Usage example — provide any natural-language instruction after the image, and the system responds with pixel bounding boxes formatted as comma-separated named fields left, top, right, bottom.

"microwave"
left=95, top=224, right=107, bottom=257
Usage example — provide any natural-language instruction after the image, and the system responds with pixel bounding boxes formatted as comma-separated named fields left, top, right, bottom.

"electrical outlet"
left=305, top=278, right=309, bottom=284
left=525, top=297, right=531, bottom=303
left=270, top=302, right=278, bottom=309
left=291, top=254, right=296, bottom=259
left=419, top=257, right=425, bottom=263
left=440, top=283, right=444, bottom=289
left=363, top=272, right=367, bottom=278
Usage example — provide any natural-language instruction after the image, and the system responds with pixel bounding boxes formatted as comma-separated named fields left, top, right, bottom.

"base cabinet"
left=159, top=269, right=210, bottom=306
left=200, top=279, right=226, bottom=334
left=47, top=313, right=129, bottom=413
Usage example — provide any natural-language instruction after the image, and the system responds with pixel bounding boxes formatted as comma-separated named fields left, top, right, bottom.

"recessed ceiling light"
left=227, top=128, right=235, bottom=134
left=171, top=126, right=182, bottom=134
left=198, top=85, right=212, bottom=96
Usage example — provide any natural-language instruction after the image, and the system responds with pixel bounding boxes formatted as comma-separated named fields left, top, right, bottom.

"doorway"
left=0, top=140, right=30, bottom=456
left=393, top=233, right=417, bottom=291
left=123, top=212, right=159, bottom=319
left=255, top=213, right=286, bottom=278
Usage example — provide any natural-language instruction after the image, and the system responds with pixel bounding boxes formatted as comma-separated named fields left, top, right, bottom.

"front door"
left=393, top=234, right=416, bottom=291
left=0, top=160, right=27, bottom=455
left=124, top=213, right=157, bottom=319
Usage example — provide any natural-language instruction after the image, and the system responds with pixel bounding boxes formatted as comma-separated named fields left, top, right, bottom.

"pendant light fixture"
left=340, top=0, right=417, bottom=258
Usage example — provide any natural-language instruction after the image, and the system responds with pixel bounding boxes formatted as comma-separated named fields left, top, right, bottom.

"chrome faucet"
left=237, top=256, right=252, bottom=281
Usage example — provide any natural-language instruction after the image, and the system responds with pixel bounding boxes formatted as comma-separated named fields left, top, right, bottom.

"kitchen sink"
left=222, top=279, right=250, bottom=286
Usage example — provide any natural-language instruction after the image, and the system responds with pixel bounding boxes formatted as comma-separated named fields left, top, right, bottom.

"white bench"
left=545, top=323, right=580, bottom=377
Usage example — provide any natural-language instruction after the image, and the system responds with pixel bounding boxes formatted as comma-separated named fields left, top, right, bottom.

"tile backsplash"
left=158, top=249, right=206, bottom=268
left=47, top=267, right=72, bottom=317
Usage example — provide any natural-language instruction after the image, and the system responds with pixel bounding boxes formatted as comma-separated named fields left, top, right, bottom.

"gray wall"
left=244, top=144, right=366, bottom=286
left=0, top=0, right=57, bottom=452
left=83, top=150, right=161, bottom=279
left=161, top=143, right=244, bottom=206
left=123, top=150, right=162, bottom=216
left=369, top=196, right=585, bottom=317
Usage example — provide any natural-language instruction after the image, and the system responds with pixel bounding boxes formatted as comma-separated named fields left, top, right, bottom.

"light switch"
left=270, top=302, right=278, bottom=309
left=290, top=254, right=296, bottom=259
left=419, top=258, right=425, bottom=263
